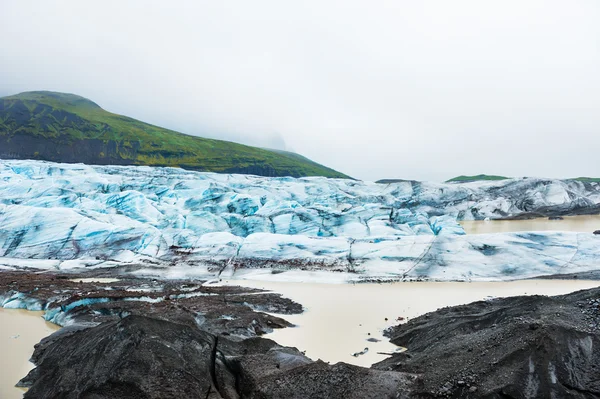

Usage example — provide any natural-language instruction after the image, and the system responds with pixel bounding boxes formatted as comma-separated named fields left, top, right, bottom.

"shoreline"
left=2, top=270, right=600, bottom=397
left=216, top=278, right=600, bottom=366
left=2, top=276, right=600, bottom=389
left=0, top=309, right=59, bottom=399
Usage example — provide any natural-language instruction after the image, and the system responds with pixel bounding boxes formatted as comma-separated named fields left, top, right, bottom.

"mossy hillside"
left=447, top=174, right=600, bottom=184
left=0, top=91, right=349, bottom=178
left=571, top=177, right=600, bottom=183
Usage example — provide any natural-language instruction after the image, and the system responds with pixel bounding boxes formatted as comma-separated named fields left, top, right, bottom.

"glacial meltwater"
left=2, top=279, right=600, bottom=397
left=460, top=215, right=600, bottom=235
left=0, top=309, right=59, bottom=399
left=222, top=279, right=600, bottom=367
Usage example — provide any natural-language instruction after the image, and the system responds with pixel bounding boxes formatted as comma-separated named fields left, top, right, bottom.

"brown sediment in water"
left=0, top=309, right=59, bottom=399
left=460, top=214, right=600, bottom=234
left=221, top=279, right=600, bottom=367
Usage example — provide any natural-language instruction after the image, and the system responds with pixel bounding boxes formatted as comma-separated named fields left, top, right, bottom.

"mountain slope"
left=0, top=91, right=348, bottom=178
left=572, top=177, right=600, bottom=183
left=446, top=174, right=600, bottom=184
left=446, top=174, right=509, bottom=183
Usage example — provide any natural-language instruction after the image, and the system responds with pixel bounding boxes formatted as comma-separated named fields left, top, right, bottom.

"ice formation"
left=0, top=160, right=599, bottom=282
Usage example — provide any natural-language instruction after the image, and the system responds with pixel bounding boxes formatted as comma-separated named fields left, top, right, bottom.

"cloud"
left=1, top=0, right=599, bottom=181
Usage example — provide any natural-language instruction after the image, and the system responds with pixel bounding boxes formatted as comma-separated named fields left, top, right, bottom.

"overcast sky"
left=1, top=1, right=599, bottom=181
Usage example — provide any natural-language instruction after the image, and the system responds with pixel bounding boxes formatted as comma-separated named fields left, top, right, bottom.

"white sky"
left=1, top=1, right=599, bottom=181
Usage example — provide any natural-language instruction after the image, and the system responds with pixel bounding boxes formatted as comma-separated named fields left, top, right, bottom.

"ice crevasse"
left=0, top=160, right=599, bottom=282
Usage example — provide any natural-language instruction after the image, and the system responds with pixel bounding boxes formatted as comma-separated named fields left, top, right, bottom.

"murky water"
left=222, top=279, right=600, bottom=367
left=460, top=215, right=600, bottom=234
left=0, top=309, right=59, bottom=399
left=2, top=278, right=600, bottom=398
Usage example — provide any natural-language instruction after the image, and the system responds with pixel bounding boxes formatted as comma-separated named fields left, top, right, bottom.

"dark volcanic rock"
left=594, top=230, right=600, bottom=235
left=10, top=269, right=600, bottom=398
left=22, top=316, right=219, bottom=398
left=233, top=360, right=415, bottom=399
left=21, top=315, right=416, bottom=399
left=0, top=271, right=301, bottom=338
left=3, top=271, right=416, bottom=398
left=374, top=288, right=600, bottom=398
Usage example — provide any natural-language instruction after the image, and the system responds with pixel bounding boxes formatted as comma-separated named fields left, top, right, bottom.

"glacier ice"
left=1, top=292, right=44, bottom=311
left=0, top=159, right=599, bottom=282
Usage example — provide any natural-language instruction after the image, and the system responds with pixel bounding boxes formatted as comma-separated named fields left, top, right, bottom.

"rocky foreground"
left=21, top=316, right=416, bottom=399
left=3, top=271, right=600, bottom=398
left=0, top=271, right=300, bottom=336
left=375, top=288, right=600, bottom=398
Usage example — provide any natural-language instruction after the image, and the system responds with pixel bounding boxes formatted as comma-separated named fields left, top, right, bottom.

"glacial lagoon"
left=220, top=279, right=600, bottom=367
left=460, top=215, right=600, bottom=235
left=2, top=278, right=600, bottom=397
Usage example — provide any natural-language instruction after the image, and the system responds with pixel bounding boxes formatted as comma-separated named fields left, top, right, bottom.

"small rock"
left=351, top=347, right=369, bottom=357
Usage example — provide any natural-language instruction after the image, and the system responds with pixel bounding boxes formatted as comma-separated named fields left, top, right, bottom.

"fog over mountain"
left=1, top=1, right=599, bottom=181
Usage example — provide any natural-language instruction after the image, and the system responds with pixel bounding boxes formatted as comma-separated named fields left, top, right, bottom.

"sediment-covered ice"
left=0, top=159, right=599, bottom=281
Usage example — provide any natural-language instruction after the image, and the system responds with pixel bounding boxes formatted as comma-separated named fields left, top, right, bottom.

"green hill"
left=446, top=174, right=509, bottom=183
left=571, top=177, right=600, bottom=183
left=0, top=91, right=349, bottom=178
left=447, top=175, right=600, bottom=184
left=375, top=178, right=416, bottom=184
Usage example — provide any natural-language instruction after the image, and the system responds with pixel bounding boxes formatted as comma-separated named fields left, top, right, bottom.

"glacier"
left=0, top=159, right=599, bottom=282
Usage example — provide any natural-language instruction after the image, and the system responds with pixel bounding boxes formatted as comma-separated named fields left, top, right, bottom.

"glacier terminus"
left=0, top=160, right=599, bottom=282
